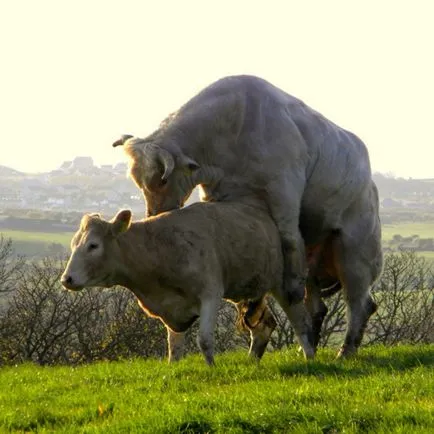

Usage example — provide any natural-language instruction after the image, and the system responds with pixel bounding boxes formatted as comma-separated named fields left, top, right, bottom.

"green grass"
left=382, top=222, right=434, bottom=241
left=2, top=219, right=434, bottom=257
left=417, top=251, right=434, bottom=260
left=1, top=230, right=73, bottom=246
left=0, top=345, right=433, bottom=433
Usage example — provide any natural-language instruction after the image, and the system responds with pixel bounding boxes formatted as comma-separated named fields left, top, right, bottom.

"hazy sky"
left=1, top=1, right=433, bottom=178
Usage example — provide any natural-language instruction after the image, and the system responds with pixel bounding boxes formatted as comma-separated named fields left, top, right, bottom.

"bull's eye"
left=160, top=178, right=168, bottom=186
left=88, top=243, right=99, bottom=252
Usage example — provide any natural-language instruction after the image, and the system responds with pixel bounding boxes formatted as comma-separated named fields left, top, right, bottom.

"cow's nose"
left=61, top=275, right=73, bottom=287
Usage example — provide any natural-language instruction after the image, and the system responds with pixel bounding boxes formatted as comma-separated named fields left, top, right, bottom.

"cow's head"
left=113, top=135, right=200, bottom=216
left=61, top=210, right=132, bottom=291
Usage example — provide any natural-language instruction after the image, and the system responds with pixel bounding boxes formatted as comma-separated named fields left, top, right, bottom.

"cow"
left=112, top=75, right=383, bottom=358
left=61, top=203, right=291, bottom=365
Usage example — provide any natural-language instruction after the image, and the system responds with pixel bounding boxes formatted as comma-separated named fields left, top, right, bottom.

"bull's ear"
left=112, top=134, right=133, bottom=148
left=111, top=209, right=132, bottom=236
left=178, top=153, right=200, bottom=175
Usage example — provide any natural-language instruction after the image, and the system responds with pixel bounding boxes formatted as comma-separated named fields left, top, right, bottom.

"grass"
left=1, top=230, right=73, bottom=246
left=0, top=345, right=433, bottom=433
left=3, top=220, right=434, bottom=257
left=417, top=251, right=434, bottom=260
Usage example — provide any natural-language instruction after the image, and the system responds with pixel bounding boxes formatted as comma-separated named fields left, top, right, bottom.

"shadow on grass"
left=278, top=346, right=434, bottom=378
left=176, top=420, right=214, bottom=433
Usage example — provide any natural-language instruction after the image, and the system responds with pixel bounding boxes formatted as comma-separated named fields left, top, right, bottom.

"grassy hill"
left=1, top=345, right=433, bottom=433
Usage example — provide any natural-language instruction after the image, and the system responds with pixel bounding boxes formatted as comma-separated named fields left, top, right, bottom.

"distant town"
left=0, top=157, right=432, bottom=222
left=0, top=158, right=433, bottom=256
left=0, top=156, right=200, bottom=218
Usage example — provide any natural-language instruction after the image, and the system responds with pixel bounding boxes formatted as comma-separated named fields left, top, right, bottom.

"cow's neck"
left=112, top=223, right=157, bottom=289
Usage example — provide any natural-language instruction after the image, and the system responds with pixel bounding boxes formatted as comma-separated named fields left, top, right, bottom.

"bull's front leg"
left=166, top=327, right=186, bottom=363
left=267, top=186, right=315, bottom=360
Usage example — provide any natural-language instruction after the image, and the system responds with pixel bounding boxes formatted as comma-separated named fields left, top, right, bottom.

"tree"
left=0, top=234, right=24, bottom=295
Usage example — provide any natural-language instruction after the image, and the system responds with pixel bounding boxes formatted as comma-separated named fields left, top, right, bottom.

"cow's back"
left=149, top=202, right=283, bottom=302
left=207, top=202, right=283, bottom=301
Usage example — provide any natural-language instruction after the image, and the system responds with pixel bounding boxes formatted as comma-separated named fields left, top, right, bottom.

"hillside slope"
left=1, top=345, right=433, bottom=433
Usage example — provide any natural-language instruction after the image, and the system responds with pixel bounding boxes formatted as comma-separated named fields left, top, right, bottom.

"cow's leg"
left=166, top=327, right=186, bottom=363
left=248, top=304, right=277, bottom=360
left=266, top=182, right=315, bottom=359
left=304, top=276, right=328, bottom=351
left=239, top=298, right=277, bottom=360
left=197, top=297, right=219, bottom=366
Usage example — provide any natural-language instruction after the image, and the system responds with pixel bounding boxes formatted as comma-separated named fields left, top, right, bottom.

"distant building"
left=114, top=162, right=128, bottom=173
left=59, top=161, right=72, bottom=171
left=71, top=157, right=94, bottom=171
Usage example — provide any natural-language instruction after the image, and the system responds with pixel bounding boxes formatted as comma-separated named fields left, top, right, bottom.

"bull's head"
left=61, top=210, right=132, bottom=290
left=113, top=135, right=200, bottom=216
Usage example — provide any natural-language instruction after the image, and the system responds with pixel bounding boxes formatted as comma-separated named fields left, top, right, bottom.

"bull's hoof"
left=247, top=352, right=262, bottom=365
left=303, top=347, right=315, bottom=361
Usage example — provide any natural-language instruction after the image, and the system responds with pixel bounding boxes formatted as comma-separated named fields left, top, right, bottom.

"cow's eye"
left=160, top=178, right=168, bottom=186
left=88, top=243, right=98, bottom=252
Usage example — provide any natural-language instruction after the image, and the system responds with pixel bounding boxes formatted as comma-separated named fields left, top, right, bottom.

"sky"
left=1, top=0, right=433, bottom=178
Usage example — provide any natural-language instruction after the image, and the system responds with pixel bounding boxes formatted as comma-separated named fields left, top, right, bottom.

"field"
left=1, top=230, right=73, bottom=256
left=5, top=220, right=434, bottom=257
left=381, top=222, right=434, bottom=241
left=0, top=345, right=433, bottom=433
left=0, top=230, right=73, bottom=246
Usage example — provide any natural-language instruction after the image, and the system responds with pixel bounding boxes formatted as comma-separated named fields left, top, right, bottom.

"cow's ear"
left=111, top=209, right=132, bottom=236
left=178, top=153, right=200, bottom=175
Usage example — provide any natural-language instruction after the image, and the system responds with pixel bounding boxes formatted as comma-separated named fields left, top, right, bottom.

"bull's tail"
left=319, top=281, right=342, bottom=298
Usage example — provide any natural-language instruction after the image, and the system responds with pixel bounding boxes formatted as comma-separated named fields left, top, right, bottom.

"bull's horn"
left=112, top=134, right=133, bottom=148
left=157, top=147, right=175, bottom=181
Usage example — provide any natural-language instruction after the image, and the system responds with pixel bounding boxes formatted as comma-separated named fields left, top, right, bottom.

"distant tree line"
left=0, top=236, right=432, bottom=366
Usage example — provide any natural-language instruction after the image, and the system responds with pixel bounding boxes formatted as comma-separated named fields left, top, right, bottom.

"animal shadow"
left=278, top=346, right=434, bottom=379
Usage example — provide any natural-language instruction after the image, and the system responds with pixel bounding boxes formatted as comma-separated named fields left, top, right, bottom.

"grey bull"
left=113, top=75, right=383, bottom=358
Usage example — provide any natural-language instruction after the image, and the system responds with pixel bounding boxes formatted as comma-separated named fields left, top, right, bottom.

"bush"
left=0, top=248, right=432, bottom=366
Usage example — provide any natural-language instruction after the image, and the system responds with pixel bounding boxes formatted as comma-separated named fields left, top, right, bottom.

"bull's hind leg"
left=334, top=235, right=382, bottom=358
left=167, top=327, right=186, bottom=363
left=337, top=287, right=377, bottom=358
